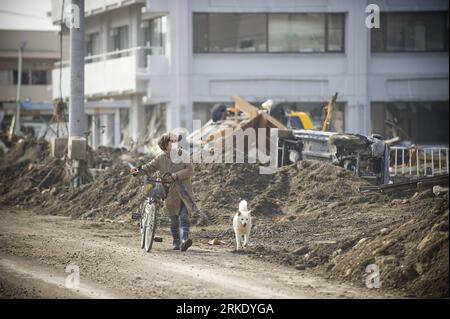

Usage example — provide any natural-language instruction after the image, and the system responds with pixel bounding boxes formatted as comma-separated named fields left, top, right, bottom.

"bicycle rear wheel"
left=144, top=202, right=157, bottom=252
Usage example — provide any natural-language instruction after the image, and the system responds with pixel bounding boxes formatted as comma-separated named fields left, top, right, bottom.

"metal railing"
left=390, top=146, right=449, bottom=177
left=55, top=46, right=154, bottom=68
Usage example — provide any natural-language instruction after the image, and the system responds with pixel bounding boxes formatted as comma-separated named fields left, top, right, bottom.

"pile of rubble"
left=0, top=138, right=448, bottom=298
left=193, top=161, right=448, bottom=298
left=0, top=138, right=147, bottom=219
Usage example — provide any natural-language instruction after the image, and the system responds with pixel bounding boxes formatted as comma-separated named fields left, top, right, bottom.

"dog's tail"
left=239, top=200, right=248, bottom=214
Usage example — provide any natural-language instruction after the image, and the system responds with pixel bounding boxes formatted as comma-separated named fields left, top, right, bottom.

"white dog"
left=233, top=200, right=252, bottom=250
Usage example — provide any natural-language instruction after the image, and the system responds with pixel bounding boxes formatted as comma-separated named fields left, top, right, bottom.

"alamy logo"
left=365, top=4, right=380, bottom=29
left=64, top=4, right=80, bottom=29
left=65, top=264, right=80, bottom=289
left=365, top=264, right=381, bottom=289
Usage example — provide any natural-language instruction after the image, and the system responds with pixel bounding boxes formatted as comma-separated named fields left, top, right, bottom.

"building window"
left=86, top=32, right=100, bottom=57
left=371, top=12, right=449, bottom=52
left=268, top=13, right=344, bottom=53
left=110, top=25, right=129, bottom=57
left=194, top=13, right=209, bottom=53
left=327, top=13, right=345, bottom=52
left=144, top=103, right=166, bottom=140
left=144, top=16, right=167, bottom=55
left=210, top=13, right=267, bottom=52
left=269, top=13, right=325, bottom=52
left=13, top=70, right=29, bottom=85
left=193, top=13, right=345, bottom=53
left=193, top=102, right=221, bottom=125
left=31, top=70, right=48, bottom=85
left=0, top=70, right=13, bottom=85
left=371, top=102, right=449, bottom=144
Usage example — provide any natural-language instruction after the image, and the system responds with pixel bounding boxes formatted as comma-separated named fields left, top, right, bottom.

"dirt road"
left=0, top=208, right=395, bottom=299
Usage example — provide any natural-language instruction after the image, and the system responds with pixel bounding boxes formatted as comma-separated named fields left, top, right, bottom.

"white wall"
left=145, top=0, right=449, bottom=135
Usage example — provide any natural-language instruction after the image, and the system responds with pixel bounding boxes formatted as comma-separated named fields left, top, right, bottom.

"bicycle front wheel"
left=144, top=202, right=157, bottom=252
left=140, top=202, right=146, bottom=249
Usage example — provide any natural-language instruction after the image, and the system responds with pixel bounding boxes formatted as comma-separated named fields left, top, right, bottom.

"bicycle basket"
left=152, top=180, right=167, bottom=199
left=145, top=183, right=154, bottom=196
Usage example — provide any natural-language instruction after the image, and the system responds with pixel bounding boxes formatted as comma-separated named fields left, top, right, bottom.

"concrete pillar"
left=100, top=12, right=109, bottom=57
left=91, top=114, right=100, bottom=149
left=69, top=0, right=86, bottom=137
left=99, top=114, right=114, bottom=147
left=114, top=108, right=121, bottom=147
left=130, top=95, right=145, bottom=142
left=167, top=0, right=191, bottom=131
left=130, top=5, right=143, bottom=48
left=345, top=0, right=370, bottom=135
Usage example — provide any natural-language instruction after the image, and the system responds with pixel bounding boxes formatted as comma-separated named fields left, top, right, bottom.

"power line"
left=0, top=9, right=48, bottom=20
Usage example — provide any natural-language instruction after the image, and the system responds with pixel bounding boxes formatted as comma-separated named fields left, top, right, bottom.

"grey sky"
left=0, top=0, right=58, bottom=31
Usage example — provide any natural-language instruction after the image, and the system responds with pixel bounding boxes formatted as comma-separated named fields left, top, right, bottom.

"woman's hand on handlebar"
left=171, top=173, right=177, bottom=181
left=130, top=167, right=140, bottom=176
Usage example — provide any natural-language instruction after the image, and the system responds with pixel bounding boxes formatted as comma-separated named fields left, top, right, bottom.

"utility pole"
left=8, top=42, right=26, bottom=141
left=69, top=0, right=85, bottom=138
left=68, top=0, right=86, bottom=187
left=15, top=42, right=26, bottom=135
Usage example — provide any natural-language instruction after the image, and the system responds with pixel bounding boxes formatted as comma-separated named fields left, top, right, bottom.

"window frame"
left=13, top=69, right=30, bottom=85
left=112, top=25, right=129, bottom=51
left=371, top=11, right=449, bottom=53
left=86, top=32, right=101, bottom=57
left=144, top=16, right=167, bottom=55
left=30, top=69, right=49, bottom=85
left=193, top=12, right=346, bottom=54
left=0, top=69, right=14, bottom=85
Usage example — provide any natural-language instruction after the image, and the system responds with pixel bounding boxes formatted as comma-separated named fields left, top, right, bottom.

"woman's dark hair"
left=158, top=133, right=173, bottom=151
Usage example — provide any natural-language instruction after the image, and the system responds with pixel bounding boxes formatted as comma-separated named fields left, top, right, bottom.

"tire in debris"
left=269, top=103, right=287, bottom=126
left=211, top=103, right=228, bottom=122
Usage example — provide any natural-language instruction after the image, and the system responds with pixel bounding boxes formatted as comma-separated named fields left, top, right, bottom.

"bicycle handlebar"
left=128, top=163, right=173, bottom=184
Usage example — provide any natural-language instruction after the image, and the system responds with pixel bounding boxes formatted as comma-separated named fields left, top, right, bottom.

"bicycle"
left=130, top=165, right=172, bottom=252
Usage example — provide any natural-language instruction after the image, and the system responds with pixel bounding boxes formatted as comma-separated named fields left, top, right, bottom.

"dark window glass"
left=372, top=12, right=448, bottom=52
left=13, top=70, right=29, bottom=85
left=194, top=13, right=345, bottom=53
left=209, top=13, right=267, bottom=52
left=31, top=70, right=48, bottom=85
left=269, top=13, right=325, bottom=52
left=371, top=14, right=386, bottom=51
left=193, top=13, right=267, bottom=52
left=112, top=25, right=129, bottom=51
left=86, top=32, right=100, bottom=56
left=118, top=26, right=129, bottom=50
left=288, top=116, right=303, bottom=129
left=193, top=13, right=209, bottom=53
left=327, top=14, right=345, bottom=52
left=145, top=16, right=167, bottom=55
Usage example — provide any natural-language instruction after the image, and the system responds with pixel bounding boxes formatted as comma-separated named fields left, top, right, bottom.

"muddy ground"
left=0, top=208, right=394, bottom=299
left=0, top=139, right=448, bottom=298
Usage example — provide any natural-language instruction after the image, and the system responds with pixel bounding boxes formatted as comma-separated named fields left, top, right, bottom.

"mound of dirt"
left=0, top=139, right=448, bottom=298
left=0, top=139, right=145, bottom=217
left=193, top=160, right=371, bottom=218
left=0, top=138, right=49, bottom=168
left=328, top=194, right=449, bottom=298
left=192, top=161, right=448, bottom=298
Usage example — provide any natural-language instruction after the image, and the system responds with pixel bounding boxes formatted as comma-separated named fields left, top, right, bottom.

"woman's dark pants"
left=169, top=202, right=189, bottom=248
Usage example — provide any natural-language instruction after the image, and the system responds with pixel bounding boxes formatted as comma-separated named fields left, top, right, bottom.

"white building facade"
left=52, top=0, right=449, bottom=148
left=0, top=0, right=60, bottom=136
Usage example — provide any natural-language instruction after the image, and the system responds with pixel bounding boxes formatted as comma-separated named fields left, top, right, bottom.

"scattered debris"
left=0, top=137, right=448, bottom=298
left=154, top=237, right=163, bottom=243
left=433, top=185, right=449, bottom=197
left=208, top=238, right=222, bottom=245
